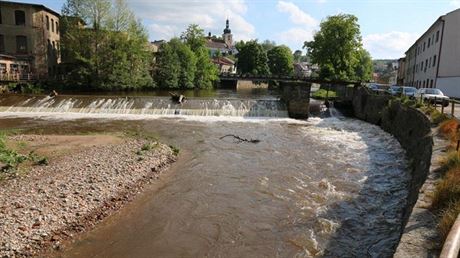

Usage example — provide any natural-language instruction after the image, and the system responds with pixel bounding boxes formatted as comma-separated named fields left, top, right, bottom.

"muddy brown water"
left=0, top=95, right=409, bottom=257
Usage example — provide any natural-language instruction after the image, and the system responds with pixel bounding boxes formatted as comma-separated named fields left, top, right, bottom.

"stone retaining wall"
left=349, top=87, right=436, bottom=256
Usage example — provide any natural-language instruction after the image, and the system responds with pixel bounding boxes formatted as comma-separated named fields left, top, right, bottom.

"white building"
left=401, top=8, right=460, bottom=97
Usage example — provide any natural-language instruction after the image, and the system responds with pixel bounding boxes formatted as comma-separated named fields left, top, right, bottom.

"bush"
left=439, top=119, right=460, bottom=139
left=312, top=89, right=337, bottom=100
left=431, top=110, right=450, bottom=124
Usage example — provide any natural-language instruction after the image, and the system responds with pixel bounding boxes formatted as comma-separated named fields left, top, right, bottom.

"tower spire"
left=223, top=18, right=231, bottom=34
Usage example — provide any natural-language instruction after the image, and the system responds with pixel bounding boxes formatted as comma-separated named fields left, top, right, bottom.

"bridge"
left=219, top=73, right=361, bottom=85
left=219, top=73, right=362, bottom=119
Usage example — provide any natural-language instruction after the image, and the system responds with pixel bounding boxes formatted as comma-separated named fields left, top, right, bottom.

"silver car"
left=415, top=88, right=449, bottom=106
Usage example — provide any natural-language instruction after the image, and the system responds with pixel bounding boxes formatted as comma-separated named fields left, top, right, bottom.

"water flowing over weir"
left=0, top=94, right=410, bottom=257
left=0, top=95, right=288, bottom=118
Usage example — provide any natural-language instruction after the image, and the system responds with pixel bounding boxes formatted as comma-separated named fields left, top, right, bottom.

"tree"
left=155, top=42, right=180, bottom=88
left=180, top=24, right=206, bottom=53
left=195, top=48, right=219, bottom=89
left=261, top=40, right=276, bottom=52
left=305, top=14, right=367, bottom=81
left=154, top=25, right=218, bottom=89
left=61, top=0, right=153, bottom=90
left=267, top=45, right=294, bottom=76
left=354, top=49, right=373, bottom=81
left=236, top=40, right=270, bottom=75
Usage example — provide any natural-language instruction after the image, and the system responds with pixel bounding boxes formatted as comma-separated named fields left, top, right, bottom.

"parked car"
left=401, top=86, right=417, bottom=98
left=415, top=88, right=449, bottom=106
left=368, top=83, right=390, bottom=94
left=388, top=86, right=402, bottom=96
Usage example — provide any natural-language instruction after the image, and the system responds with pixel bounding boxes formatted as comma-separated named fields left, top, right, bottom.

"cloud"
left=127, top=0, right=255, bottom=41
left=277, top=1, right=318, bottom=27
left=451, top=0, right=460, bottom=7
left=276, top=28, right=315, bottom=50
left=363, top=31, right=419, bottom=59
left=276, top=1, right=318, bottom=49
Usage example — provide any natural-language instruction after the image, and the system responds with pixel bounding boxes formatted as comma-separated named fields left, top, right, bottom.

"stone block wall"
left=352, top=87, right=433, bottom=227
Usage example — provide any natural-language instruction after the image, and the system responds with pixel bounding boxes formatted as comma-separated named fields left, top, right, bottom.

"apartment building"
left=401, top=8, right=460, bottom=97
left=0, top=1, right=60, bottom=80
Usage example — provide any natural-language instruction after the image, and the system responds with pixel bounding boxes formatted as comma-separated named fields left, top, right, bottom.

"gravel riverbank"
left=0, top=135, right=177, bottom=257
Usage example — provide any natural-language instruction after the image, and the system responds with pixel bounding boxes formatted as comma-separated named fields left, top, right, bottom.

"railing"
left=0, top=72, right=36, bottom=82
left=440, top=214, right=460, bottom=258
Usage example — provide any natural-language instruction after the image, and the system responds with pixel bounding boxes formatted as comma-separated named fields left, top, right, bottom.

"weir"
left=0, top=95, right=289, bottom=118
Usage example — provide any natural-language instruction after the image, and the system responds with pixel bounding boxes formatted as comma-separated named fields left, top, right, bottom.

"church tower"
left=223, top=19, right=233, bottom=48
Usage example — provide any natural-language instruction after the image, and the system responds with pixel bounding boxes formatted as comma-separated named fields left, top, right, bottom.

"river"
left=0, top=92, right=409, bottom=257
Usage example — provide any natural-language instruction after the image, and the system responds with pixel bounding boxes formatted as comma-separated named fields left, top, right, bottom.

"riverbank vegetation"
left=312, top=89, right=337, bottom=100
left=235, top=41, right=295, bottom=77
left=60, top=0, right=153, bottom=90
left=0, top=133, right=48, bottom=177
left=433, top=118, right=460, bottom=240
left=305, top=14, right=373, bottom=82
left=153, top=25, right=219, bottom=89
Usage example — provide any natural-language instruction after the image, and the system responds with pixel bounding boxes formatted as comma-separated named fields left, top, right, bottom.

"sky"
left=10, top=0, right=460, bottom=59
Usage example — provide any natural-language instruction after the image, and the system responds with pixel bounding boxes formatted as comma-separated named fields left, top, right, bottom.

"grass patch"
left=439, top=151, right=460, bottom=170
left=0, top=133, right=28, bottom=172
left=136, top=142, right=159, bottom=156
left=312, top=89, right=337, bottom=100
left=438, top=201, right=460, bottom=240
left=169, top=145, right=180, bottom=156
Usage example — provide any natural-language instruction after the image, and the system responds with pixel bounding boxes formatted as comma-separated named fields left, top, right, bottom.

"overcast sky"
left=14, top=0, right=460, bottom=59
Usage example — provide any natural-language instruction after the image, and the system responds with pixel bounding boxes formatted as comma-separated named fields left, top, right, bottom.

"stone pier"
left=280, top=81, right=311, bottom=119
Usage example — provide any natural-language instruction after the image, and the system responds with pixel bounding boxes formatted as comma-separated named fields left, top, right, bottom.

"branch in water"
left=220, top=134, right=261, bottom=144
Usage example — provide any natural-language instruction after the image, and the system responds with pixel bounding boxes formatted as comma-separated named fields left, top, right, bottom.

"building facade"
left=0, top=1, right=60, bottom=80
left=401, top=8, right=460, bottom=97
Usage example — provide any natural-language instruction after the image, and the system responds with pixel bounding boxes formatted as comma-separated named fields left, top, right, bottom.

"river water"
left=0, top=93, right=409, bottom=257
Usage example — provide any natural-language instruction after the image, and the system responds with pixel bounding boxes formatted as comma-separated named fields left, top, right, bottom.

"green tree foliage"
left=354, top=49, right=373, bottom=82
left=267, top=45, right=294, bottom=76
left=236, top=40, right=270, bottom=75
left=180, top=24, right=206, bottom=53
left=261, top=40, right=276, bottom=52
left=154, top=24, right=218, bottom=89
left=304, top=14, right=373, bottom=81
left=61, top=0, right=153, bottom=90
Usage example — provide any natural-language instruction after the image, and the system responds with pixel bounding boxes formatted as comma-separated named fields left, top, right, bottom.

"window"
left=423, top=42, right=426, bottom=51
left=0, top=35, right=4, bottom=53
left=436, top=31, right=440, bottom=42
left=15, top=10, right=26, bottom=25
left=433, top=55, right=437, bottom=67
left=429, top=57, right=432, bottom=68
left=51, top=18, right=54, bottom=32
left=425, top=59, right=428, bottom=72
left=430, top=80, right=434, bottom=88
left=56, top=22, right=59, bottom=34
left=46, top=16, right=49, bottom=30
left=0, top=7, right=2, bottom=24
left=423, top=81, right=426, bottom=87
left=16, top=36, right=27, bottom=53
left=428, top=38, right=431, bottom=47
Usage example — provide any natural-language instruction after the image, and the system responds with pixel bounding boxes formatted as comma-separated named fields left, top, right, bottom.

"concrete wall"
left=351, top=87, right=433, bottom=240
left=437, top=76, right=460, bottom=98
